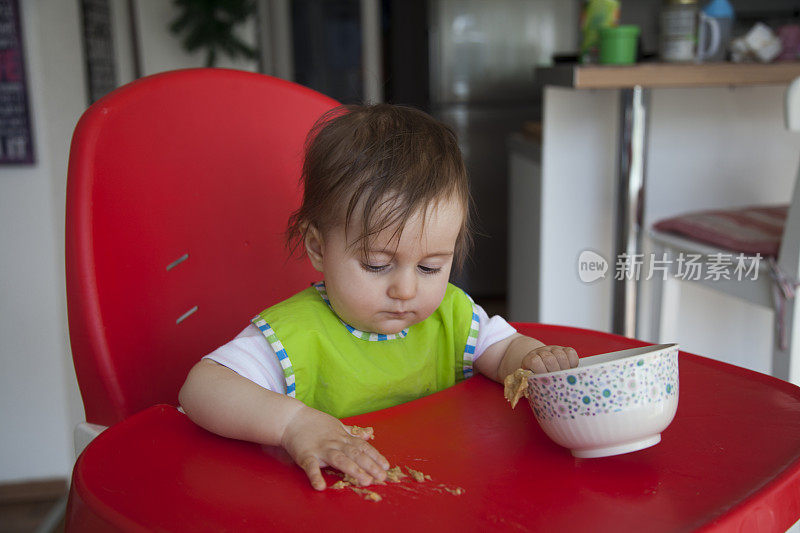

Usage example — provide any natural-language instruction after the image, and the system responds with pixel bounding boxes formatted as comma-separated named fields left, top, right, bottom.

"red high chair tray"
left=66, top=324, right=800, bottom=532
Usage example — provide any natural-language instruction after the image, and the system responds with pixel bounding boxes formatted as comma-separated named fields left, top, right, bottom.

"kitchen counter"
left=528, top=61, right=800, bottom=339
left=537, top=61, right=800, bottom=89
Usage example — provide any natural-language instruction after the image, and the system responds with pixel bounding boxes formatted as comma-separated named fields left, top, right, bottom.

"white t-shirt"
left=204, top=302, right=516, bottom=393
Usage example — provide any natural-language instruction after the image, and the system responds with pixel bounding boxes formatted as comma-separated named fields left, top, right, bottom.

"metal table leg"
left=612, top=86, right=651, bottom=338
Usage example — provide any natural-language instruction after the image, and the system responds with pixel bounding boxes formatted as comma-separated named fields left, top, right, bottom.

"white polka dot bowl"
left=526, top=343, right=679, bottom=458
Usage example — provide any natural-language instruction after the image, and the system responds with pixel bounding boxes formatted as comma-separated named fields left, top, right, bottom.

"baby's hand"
left=281, top=405, right=390, bottom=491
left=522, top=345, right=579, bottom=374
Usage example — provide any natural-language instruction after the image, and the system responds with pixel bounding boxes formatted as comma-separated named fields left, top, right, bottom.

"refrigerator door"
left=436, top=103, right=540, bottom=297
left=429, top=0, right=577, bottom=297
left=429, top=0, right=577, bottom=106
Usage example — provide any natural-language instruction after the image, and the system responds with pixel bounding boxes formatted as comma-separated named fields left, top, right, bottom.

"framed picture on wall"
left=0, top=0, right=35, bottom=165
left=80, top=0, right=118, bottom=105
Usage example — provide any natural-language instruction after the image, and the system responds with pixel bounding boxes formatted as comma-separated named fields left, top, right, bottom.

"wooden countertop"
left=536, top=62, right=800, bottom=89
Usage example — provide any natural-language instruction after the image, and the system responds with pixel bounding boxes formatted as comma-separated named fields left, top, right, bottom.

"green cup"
left=599, top=25, right=640, bottom=65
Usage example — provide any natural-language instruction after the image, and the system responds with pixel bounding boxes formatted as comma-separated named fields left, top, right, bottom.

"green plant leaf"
left=168, top=0, right=257, bottom=67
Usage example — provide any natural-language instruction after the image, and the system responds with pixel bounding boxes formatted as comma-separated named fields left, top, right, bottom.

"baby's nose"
left=388, top=270, right=417, bottom=300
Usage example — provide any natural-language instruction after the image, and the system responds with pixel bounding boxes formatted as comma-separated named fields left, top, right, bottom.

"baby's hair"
left=286, top=103, right=473, bottom=271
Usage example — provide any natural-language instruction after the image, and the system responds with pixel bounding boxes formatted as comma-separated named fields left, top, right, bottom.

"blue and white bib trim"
left=461, top=294, right=479, bottom=380
left=313, top=282, right=410, bottom=341
left=251, top=316, right=296, bottom=397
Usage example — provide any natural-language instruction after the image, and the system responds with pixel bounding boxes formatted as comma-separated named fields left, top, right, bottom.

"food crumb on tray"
left=407, top=467, right=432, bottom=482
left=351, top=487, right=382, bottom=502
left=325, top=464, right=464, bottom=502
left=386, top=466, right=408, bottom=482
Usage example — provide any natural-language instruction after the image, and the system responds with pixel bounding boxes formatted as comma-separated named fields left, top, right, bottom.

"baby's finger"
left=542, top=352, right=561, bottom=372
left=566, top=347, right=579, bottom=368
left=552, top=347, right=571, bottom=370
left=326, top=450, right=374, bottom=487
left=525, top=353, right=548, bottom=374
left=363, top=443, right=391, bottom=471
left=344, top=442, right=389, bottom=482
left=298, top=455, right=326, bottom=491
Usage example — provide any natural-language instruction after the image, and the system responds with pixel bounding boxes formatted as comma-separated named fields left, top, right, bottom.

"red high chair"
left=64, top=69, right=800, bottom=533
left=65, top=68, right=338, bottom=450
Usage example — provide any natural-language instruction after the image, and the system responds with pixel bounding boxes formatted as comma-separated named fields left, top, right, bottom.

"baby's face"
left=315, top=196, right=464, bottom=335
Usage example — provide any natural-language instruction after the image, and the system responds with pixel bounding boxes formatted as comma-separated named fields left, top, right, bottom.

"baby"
left=179, top=104, right=578, bottom=491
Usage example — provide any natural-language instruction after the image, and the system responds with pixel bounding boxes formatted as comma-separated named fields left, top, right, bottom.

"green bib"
left=252, top=282, right=478, bottom=418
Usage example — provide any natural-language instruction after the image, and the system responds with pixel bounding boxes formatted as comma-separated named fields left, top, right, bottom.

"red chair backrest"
left=66, top=69, right=339, bottom=426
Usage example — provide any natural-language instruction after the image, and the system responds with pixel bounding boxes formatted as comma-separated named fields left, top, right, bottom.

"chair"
left=649, top=77, right=800, bottom=385
left=66, top=68, right=339, bottom=452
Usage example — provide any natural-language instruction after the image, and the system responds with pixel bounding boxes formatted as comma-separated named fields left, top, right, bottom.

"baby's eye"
left=361, top=263, right=389, bottom=273
left=418, top=265, right=442, bottom=275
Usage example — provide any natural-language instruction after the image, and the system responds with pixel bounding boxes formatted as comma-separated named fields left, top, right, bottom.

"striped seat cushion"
left=652, top=205, right=788, bottom=257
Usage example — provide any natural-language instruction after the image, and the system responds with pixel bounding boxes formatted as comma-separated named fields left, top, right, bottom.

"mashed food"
left=503, top=368, right=534, bottom=408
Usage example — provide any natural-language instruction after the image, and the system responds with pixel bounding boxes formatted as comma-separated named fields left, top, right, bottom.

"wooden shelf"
left=536, top=62, right=800, bottom=89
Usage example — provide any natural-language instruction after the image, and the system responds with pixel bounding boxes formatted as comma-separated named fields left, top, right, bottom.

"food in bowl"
left=506, top=343, right=679, bottom=458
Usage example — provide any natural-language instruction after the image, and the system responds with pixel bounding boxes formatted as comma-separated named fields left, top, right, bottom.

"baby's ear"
left=304, top=223, right=325, bottom=272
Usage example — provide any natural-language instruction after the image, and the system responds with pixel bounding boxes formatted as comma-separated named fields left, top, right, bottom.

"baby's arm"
left=179, top=360, right=389, bottom=490
left=473, top=333, right=578, bottom=383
